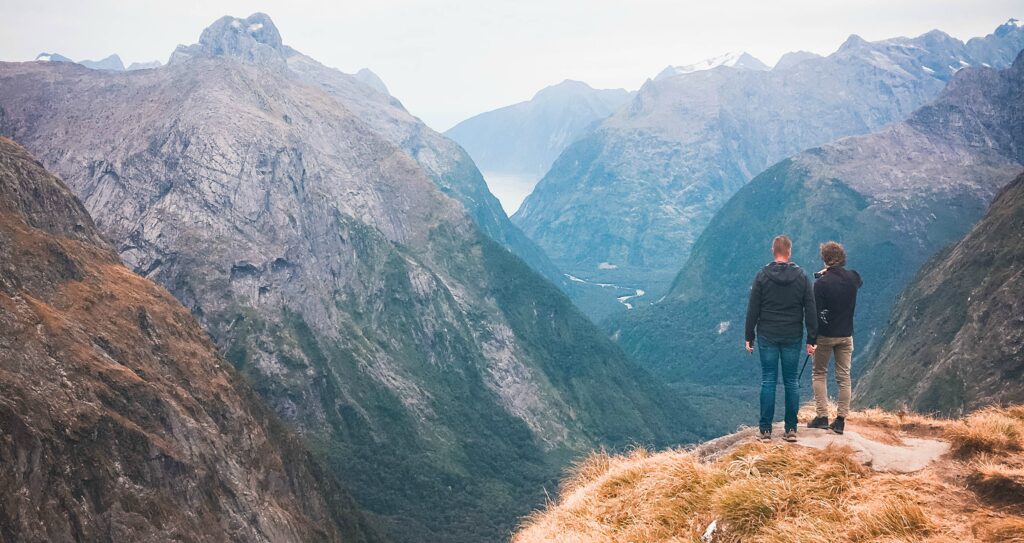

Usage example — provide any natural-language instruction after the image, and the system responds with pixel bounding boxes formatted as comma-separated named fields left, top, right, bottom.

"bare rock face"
left=0, top=14, right=702, bottom=542
left=169, top=12, right=285, bottom=68
left=610, top=52, right=1024, bottom=434
left=856, top=171, right=1024, bottom=415
left=166, top=12, right=568, bottom=291
left=0, top=137, right=378, bottom=543
left=513, top=21, right=1024, bottom=316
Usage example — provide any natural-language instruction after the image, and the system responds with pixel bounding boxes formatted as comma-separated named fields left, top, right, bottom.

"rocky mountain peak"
left=655, top=51, right=768, bottom=80
left=996, top=17, right=1024, bottom=36
left=838, top=34, right=869, bottom=51
left=773, top=50, right=822, bottom=70
left=532, top=79, right=594, bottom=99
left=169, top=12, right=286, bottom=67
left=34, top=52, right=74, bottom=63
left=79, top=53, right=125, bottom=71
left=354, top=67, right=389, bottom=94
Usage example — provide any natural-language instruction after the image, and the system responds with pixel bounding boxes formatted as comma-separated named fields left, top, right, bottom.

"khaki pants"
left=812, top=336, right=853, bottom=418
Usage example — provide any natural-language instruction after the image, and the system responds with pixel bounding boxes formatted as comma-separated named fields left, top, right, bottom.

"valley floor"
left=513, top=404, right=1024, bottom=542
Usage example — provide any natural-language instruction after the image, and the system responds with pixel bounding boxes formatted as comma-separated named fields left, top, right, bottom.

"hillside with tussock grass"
left=514, top=405, right=1024, bottom=542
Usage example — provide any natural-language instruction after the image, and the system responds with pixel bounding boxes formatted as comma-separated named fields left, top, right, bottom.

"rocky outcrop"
left=0, top=137, right=378, bottom=542
left=513, top=20, right=1024, bottom=317
left=0, top=14, right=704, bottom=542
left=856, top=172, right=1024, bottom=415
left=610, top=51, right=1024, bottom=434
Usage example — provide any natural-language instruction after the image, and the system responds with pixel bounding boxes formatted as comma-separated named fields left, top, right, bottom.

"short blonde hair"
left=820, top=241, right=846, bottom=267
left=772, top=235, right=792, bottom=256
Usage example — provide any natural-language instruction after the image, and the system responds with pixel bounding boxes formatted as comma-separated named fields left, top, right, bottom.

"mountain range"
left=35, top=52, right=161, bottom=71
left=446, top=80, right=632, bottom=213
left=0, top=136, right=379, bottom=542
left=512, top=19, right=1024, bottom=319
left=0, top=13, right=705, bottom=542
left=610, top=49, right=1024, bottom=433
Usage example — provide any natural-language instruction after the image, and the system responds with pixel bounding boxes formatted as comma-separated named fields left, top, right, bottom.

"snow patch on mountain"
left=656, top=52, right=769, bottom=80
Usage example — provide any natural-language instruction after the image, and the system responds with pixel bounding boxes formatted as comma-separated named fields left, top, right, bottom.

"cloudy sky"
left=1, top=0, right=1019, bottom=131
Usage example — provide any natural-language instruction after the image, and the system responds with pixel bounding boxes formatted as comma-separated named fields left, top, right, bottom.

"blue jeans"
left=758, top=336, right=801, bottom=433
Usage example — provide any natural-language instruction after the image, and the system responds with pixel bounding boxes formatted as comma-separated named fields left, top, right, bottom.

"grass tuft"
left=967, top=457, right=1024, bottom=505
left=852, top=495, right=932, bottom=539
left=944, top=407, right=1023, bottom=456
left=977, top=517, right=1024, bottom=543
left=714, top=476, right=793, bottom=534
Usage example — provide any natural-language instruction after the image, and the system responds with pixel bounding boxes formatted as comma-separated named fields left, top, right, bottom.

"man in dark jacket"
left=744, top=235, right=817, bottom=442
left=807, top=241, right=862, bottom=435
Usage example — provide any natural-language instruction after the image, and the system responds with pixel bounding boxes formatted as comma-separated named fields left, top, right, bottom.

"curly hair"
left=820, top=241, right=846, bottom=267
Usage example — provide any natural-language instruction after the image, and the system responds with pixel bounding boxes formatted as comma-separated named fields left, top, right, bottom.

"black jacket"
left=745, top=261, right=818, bottom=344
left=813, top=266, right=862, bottom=338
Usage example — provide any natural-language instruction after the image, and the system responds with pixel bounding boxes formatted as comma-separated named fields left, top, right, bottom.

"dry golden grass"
left=851, top=495, right=932, bottom=540
left=514, top=406, right=1024, bottom=543
left=945, top=406, right=1024, bottom=456
left=977, top=517, right=1024, bottom=542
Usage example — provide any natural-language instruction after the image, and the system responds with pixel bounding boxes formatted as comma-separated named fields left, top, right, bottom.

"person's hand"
left=745, top=341, right=754, bottom=354
left=807, top=344, right=816, bottom=356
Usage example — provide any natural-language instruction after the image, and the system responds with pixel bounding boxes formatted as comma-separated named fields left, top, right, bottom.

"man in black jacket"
left=745, top=235, right=817, bottom=442
left=807, top=241, right=862, bottom=435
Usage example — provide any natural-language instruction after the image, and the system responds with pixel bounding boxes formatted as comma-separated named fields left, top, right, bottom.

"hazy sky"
left=1, top=0, right=1020, bottom=131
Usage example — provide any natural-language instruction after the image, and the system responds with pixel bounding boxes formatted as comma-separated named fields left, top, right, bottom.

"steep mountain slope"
left=514, top=20, right=1024, bottom=315
left=610, top=52, right=1024, bottom=432
left=855, top=172, right=1024, bottom=415
left=0, top=137, right=378, bottom=543
left=0, top=15, right=706, bottom=542
left=164, top=13, right=567, bottom=290
left=446, top=80, right=631, bottom=209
